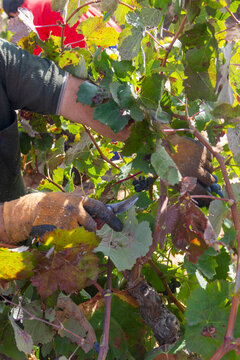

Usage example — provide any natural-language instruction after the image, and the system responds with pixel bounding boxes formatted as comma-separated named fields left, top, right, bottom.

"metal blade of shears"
left=106, top=194, right=138, bottom=215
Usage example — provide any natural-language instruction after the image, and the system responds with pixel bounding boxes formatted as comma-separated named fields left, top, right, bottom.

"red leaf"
left=171, top=197, right=217, bottom=263
left=31, top=248, right=99, bottom=299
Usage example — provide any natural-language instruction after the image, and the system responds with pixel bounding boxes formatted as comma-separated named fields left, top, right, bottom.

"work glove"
left=0, top=192, right=123, bottom=244
left=165, top=133, right=215, bottom=205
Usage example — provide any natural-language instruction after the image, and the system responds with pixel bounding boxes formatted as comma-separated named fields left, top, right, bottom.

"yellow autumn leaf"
left=78, top=17, right=119, bottom=48
left=191, top=238, right=201, bottom=246
left=0, top=248, right=34, bottom=280
left=42, top=227, right=100, bottom=251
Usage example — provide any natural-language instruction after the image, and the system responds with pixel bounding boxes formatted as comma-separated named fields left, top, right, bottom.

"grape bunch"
left=206, top=175, right=224, bottom=198
left=163, top=278, right=181, bottom=295
left=132, top=176, right=154, bottom=192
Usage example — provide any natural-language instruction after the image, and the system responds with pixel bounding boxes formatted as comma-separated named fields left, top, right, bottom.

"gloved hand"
left=0, top=192, right=123, bottom=244
left=168, top=134, right=214, bottom=186
left=165, top=133, right=215, bottom=204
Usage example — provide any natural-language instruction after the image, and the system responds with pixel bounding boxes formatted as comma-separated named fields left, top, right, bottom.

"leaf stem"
left=161, top=14, right=188, bottom=67
left=66, top=0, right=101, bottom=24
left=189, top=126, right=240, bottom=358
left=111, top=171, right=142, bottom=187
left=97, top=259, right=113, bottom=360
left=149, top=260, right=186, bottom=313
left=0, top=295, right=90, bottom=346
left=83, top=125, right=121, bottom=170
left=118, top=1, right=135, bottom=11
left=225, top=6, right=240, bottom=25
left=140, top=180, right=168, bottom=264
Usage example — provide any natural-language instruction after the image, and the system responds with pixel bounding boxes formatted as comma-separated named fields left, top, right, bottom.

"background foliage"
left=1, top=0, right=240, bottom=359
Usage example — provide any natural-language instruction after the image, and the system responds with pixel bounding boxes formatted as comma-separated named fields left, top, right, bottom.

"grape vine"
left=0, top=1, right=240, bottom=360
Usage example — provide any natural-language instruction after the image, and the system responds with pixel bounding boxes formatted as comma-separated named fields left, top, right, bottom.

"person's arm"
left=59, top=75, right=130, bottom=142
left=0, top=38, right=130, bottom=141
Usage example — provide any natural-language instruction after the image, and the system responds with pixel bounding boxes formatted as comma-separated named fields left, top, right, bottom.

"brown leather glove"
left=165, top=133, right=215, bottom=205
left=0, top=192, right=123, bottom=244
left=168, top=133, right=214, bottom=187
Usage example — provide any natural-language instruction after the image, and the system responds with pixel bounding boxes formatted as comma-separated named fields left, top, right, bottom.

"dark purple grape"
left=212, top=174, right=218, bottom=183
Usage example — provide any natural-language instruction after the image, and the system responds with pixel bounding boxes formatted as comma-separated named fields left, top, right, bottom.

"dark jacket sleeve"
left=0, top=38, right=67, bottom=116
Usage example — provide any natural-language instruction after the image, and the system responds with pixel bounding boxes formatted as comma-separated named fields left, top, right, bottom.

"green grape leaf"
left=184, top=281, right=240, bottom=359
left=95, top=207, right=152, bottom=271
left=122, top=120, right=152, bottom=156
left=185, top=46, right=213, bottom=72
left=133, top=151, right=155, bottom=174
left=140, top=73, right=164, bottom=108
left=227, top=127, right=240, bottom=165
left=31, top=249, right=99, bottom=299
left=47, top=137, right=65, bottom=172
left=33, top=133, right=53, bottom=152
left=9, top=315, right=33, bottom=355
left=213, top=247, right=231, bottom=280
left=38, top=179, right=62, bottom=192
left=113, top=60, right=135, bottom=79
left=51, top=167, right=64, bottom=186
left=185, top=280, right=229, bottom=325
left=66, top=0, right=85, bottom=27
left=0, top=248, right=34, bottom=281
left=139, top=7, right=162, bottom=27
left=209, top=199, right=229, bottom=237
left=212, top=103, right=240, bottom=121
left=151, top=140, right=182, bottom=186
left=93, top=99, right=130, bottom=133
left=78, top=17, right=119, bottom=47
left=195, top=247, right=218, bottom=279
left=65, top=132, right=92, bottom=165
left=114, top=0, right=132, bottom=25
left=77, top=81, right=99, bottom=105
left=65, top=57, right=88, bottom=79
left=184, top=66, right=217, bottom=101
left=110, top=295, right=146, bottom=358
left=119, top=28, right=144, bottom=60
left=187, top=0, right=202, bottom=23
left=23, top=320, right=53, bottom=345
left=51, top=0, right=68, bottom=11
left=59, top=318, right=86, bottom=343
left=19, top=132, right=31, bottom=155
left=101, top=0, right=119, bottom=13
left=135, top=192, right=153, bottom=209
left=130, top=103, right=144, bottom=121
left=125, top=11, right=145, bottom=29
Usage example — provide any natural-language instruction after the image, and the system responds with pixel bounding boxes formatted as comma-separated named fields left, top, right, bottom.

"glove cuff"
left=3, top=193, right=44, bottom=243
left=0, top=204, right=11, bottom=244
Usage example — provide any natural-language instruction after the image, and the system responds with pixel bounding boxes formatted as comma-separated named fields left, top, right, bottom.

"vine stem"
left=66, top=0, right=101, bottom=24
left=191, top=194, right=234, bottom=203
left=0, top=295, right=90, bottom=346
left=118, top=1, right=135, bottom=11
left=161, top=14, right=188, bottom=67
left=111, top=171, right=142, bottom=187
left=225, top=6, right=240, bottom=25
left=34, top=151, right=65, bottom=192
left=140, top=180, right=168, bottom=264
left=149, top=260, right=186, bottom=313
left=188, top=125, right=240, bottom=360
left=97, top=259, right=113, bottom=360
left=83, top=125, right=120, bottom=170
left=145, top=30, right=164, bottom=48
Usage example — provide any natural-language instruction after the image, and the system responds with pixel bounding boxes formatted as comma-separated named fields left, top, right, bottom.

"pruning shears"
left=94, top=194, right=139, bottom=230
left=106, top=194, right=139, bottom=215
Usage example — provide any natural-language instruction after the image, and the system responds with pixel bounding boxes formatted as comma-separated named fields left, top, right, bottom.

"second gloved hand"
left=165, top=133, right=215, bottom=204
left=1, top=192, right=123, bottom=244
